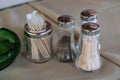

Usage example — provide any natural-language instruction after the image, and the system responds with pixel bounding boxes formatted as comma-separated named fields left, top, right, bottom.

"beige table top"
left=0, top=1, right=119, bottom=80
left=29, top=0, right=120, bottom=66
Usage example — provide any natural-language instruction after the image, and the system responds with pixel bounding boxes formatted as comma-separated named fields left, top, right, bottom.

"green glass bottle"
left=0, top=28, right=21, bottom=70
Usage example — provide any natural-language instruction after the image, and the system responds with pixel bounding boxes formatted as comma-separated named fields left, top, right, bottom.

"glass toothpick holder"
left=24, top=21, right=52, bottom=63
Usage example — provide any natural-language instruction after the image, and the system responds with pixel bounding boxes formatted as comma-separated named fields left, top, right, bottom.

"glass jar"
left=24, top=21, right=52, bottom=63
left=75, top=22, right=102, bottom=72
left=53, top=15, right=76, bottom=62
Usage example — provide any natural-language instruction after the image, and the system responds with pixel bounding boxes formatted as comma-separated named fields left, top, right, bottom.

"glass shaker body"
left=24, top=22, right=52, bottom=63
left=75, top=22, right=102, bottom=72
left=53, top=15, right=76, bottom=62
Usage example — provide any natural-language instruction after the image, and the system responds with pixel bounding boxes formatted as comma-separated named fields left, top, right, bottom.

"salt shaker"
left=24, top=11, right=52, bottom=63
left=77, top=9, right=98, bottom=51
left=80, top=9, right=97, bottom=23
left=75, top=22, right=102, bottom=71
left=53, top=15, right=76, bottom=62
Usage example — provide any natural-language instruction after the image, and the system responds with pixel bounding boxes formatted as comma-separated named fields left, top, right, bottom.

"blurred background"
left=0, top=0, right=36, bottom=10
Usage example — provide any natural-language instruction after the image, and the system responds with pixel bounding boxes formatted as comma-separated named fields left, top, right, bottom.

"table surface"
left=0, top=0, right=120, bottom=80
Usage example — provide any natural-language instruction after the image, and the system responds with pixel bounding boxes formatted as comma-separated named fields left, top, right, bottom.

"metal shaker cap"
left=81, top=22, right=100, bottom=36
left=24, top=21, right=52, bottom=38
left=57, top=15, right=75, bottom=28
left=81, top=9, right=97, bottom=22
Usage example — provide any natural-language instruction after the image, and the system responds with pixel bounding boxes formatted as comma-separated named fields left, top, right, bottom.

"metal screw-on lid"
left=58, top=15, right=74, bottom=22
left=81, top=22, right=100, bottom=36
left=81, top=9, right=97, bottom=22
left=24, top=21, right=52, bottom=38
left=57, top=15, right=75, bottom=28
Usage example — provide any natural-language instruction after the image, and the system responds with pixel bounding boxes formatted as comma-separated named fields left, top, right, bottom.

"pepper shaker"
left=75, top=22, right=102, bottom=71
left=24, top=11, right=52, bottom=63
left=53, top=15, right=76, bottom=62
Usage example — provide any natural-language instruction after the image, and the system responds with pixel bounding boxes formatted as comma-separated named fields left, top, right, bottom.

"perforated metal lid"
left=57, top=15, right=75, bottom=28
left=81, top=9, right=97, bottom=22
left=81, top=22, right=100, bottom=36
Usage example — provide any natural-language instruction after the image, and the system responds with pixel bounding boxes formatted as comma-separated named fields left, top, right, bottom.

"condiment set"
left=0, top=9, right=102, bottom=72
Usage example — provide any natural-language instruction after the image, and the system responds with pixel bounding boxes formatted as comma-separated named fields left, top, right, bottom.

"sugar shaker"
left=75, top=22, right=102, bottom=71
